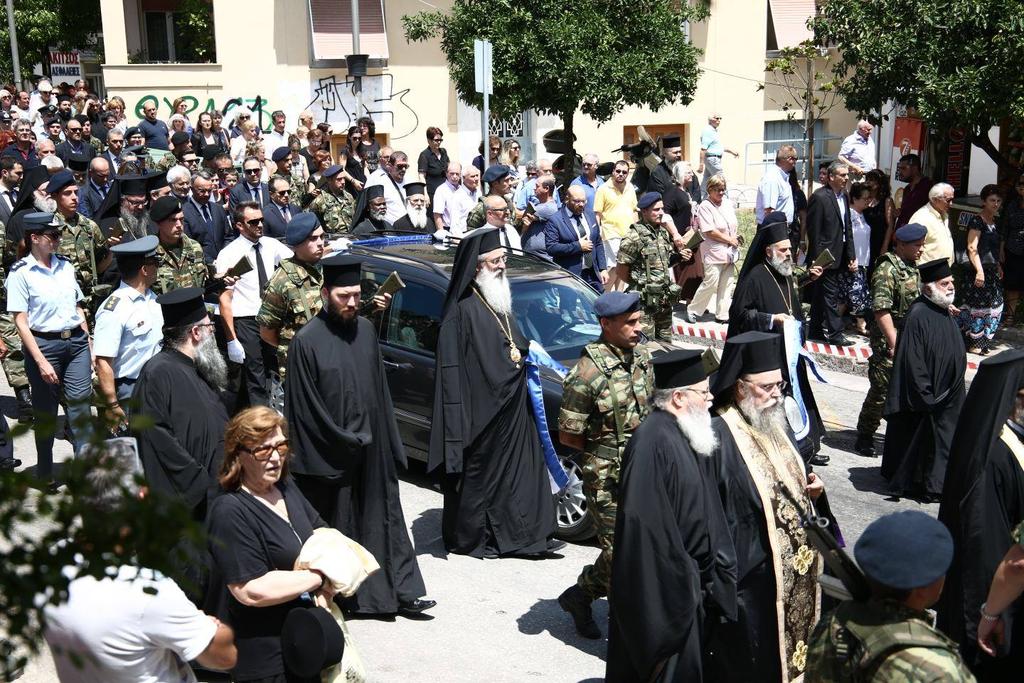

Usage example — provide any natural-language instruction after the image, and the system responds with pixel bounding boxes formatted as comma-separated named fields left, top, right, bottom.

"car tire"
left=553, top=453, right=595, bottom=542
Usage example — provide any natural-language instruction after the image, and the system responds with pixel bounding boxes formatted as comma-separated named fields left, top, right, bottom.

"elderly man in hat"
left=392, top=181, right=431, bottom=232
left=807, top=510, right=974, bottom=681
left=556, top=290, right=655, bottom=639
left=607, top=348, right=737, bottom=683
left=351, top=184, right=391, bottom=238
left=854, top=223, right=926, bottom=456
left=466, top=164, right=519, bottom=231
left=285, top=252, right=434, bottom=617
left=93, top=235, right=163, bottom=432
left=615, top=191, right=691, bottom=342
left=706, top=330, right=826, bottom=683
left=310, top=164, right=355, bottom=236
left=882, top=258, right=966, bottom=502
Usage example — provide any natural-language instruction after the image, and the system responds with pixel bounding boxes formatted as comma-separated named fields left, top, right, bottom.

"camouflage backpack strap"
left=284, top=260, right=315, bottom=322
left=838, top=603, right=956, bottom=682
left=583, top=342, right=628, bottom=459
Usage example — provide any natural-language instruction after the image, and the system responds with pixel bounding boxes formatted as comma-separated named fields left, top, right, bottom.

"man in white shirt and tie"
left=215, top=201, right=292, bottom=408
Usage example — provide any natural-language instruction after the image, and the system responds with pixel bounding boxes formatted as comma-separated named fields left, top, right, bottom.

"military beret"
left=285, top=212, right=320, bottom=246
left=894, top=222, right=927, bottom=243
left=46, top=170, right=76, bottom=195
left=271, top=146, right=291, bottom=162
left=125, top=126, right=141, bottom=139
left=637, top=191, right=662, bottom=210
left=854, top=510, right=953, bottom=590
left=22, top=212, right=60, bottom=233
left=483, top=165, right=510, bottom=183
left=322, top=164, right=343, bottom=178
left=170, top=131, right=190, bottom=146
left=150, top=196, right=182, bottom=223
left=111, top=234, right=159, bottom=260
left=593, top=291, right=641, bottom=319
left=73, top=114, right=89, bottom=125
left=124, top=144, right=147, bottom=156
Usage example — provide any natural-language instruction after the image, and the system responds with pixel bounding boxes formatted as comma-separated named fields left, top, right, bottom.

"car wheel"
left=553, top=454, right=595, bottom=542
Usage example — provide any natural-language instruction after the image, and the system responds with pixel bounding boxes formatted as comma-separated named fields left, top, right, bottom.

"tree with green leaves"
left=760, top=41, right=842, bottom=194
left=403, top=0, right=708, bottom=185
left=0, top=0, right=102, bottom=85
left=813, top=0, right=1024, bottom=178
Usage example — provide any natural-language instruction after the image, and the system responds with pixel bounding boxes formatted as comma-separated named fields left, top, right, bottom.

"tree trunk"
left=557, top=110, right=576, bottom=202
left=806, top=123, right=816, bottom=197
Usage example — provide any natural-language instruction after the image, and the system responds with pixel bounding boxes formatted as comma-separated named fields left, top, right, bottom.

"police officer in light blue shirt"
left=93, top=235, right=163, bottom=431
left=7, top=212, right=92, bottom=488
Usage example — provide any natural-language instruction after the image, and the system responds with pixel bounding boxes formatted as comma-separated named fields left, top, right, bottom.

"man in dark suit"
left=78, top=156, right=111, bottom=219
left=182, top=172, right=233, bottom=263
left=54, top=117, right=96, bottom=165
left=228, top=156, right=269, bottom=208
left=545, top=184, right=608, bottom=292
left=0, top=156, right=22, bottom=225
left=806, top=160, right=857, bottom=345
left=102, top=129, right=124, bottom=175
left=260, top=175, right=300, bottom=240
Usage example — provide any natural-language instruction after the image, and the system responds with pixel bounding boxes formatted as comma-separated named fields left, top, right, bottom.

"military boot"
left=854, top=433, right=876, bottom=457
left=557, top=584, right=600, bottom=639
left=15, top=386, right=32, bottom=423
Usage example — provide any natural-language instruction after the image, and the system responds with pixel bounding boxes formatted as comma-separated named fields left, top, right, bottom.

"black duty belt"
left=31, top=328, right=82, bottom=340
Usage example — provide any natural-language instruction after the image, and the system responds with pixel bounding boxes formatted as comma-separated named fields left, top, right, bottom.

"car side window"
left=385, top=280, right=443, bottom=353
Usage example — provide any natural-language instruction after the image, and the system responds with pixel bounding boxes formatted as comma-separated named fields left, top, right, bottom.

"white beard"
left=475, top=267, right=512, bottom=316
left=673, top=406, right=718, bottom=457
left=739, top=392, right=789, bottom=438
left=34, top=195, right=57, bottom=213
left=769, top=254, right=794, bottom=277
left=193, top=332, right=228, bottom=392
left=923, top=284, right=955, bottom=308
left=405, top=204, right=429, bottom=229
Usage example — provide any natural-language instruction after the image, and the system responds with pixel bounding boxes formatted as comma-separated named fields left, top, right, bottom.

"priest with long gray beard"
left=429, top=227, right=560, bottom=558
left=391, top=181, right=432, bottom=233
left=606, top=348, right=737, bottom=683
left=131, top=286, right=230, bottom=608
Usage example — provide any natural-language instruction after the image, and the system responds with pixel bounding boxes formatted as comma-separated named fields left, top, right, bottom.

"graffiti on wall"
left=132, top=95, right=279, bottom=130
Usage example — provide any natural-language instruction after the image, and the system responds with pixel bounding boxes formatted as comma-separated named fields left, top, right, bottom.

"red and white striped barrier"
left=673, top=321, right=980, bottom=370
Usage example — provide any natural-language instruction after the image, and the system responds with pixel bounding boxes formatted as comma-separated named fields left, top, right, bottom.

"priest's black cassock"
left=391, top=213, right=431, bottom=233
left=937, top=349, right=1024, bottom=680
left=881, top=286, right=966, bottom=497
left=429, top=227, right=555, bottom=557
left=285, top=281, right=426, bottom=614
left=352, top=215, right=392, bottom=238
left=606, top=409, right=738, bottom=683
left=727, top=217, right=825, bottom=459
left=350, top=183, right=393, bottom=238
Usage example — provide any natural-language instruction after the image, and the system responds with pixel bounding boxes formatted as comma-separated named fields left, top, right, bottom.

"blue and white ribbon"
left=526, top=341, right=571, bottom=494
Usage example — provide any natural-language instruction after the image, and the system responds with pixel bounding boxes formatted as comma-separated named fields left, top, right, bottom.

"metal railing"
left=742, top=135, right=843, bottom=185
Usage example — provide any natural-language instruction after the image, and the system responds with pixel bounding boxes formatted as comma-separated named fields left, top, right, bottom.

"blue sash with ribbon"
left=525, top=341, right=571, bottom=494
left=782, top=319, right=828, bottom=441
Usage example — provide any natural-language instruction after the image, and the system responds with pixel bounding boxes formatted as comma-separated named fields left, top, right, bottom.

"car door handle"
left=383, top=360, right=413, bottom=371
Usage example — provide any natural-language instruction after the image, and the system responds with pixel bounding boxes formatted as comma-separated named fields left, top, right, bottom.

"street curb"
left=672, top=320, right=981, bottom=376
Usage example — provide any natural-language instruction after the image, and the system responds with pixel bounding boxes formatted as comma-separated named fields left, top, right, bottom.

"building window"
left=763, top=119, right=832, bottom=179
left=133, top=1, right=215, bottom=64
left=144, top=12, right=173, bottom=62
left=308, top=0, right=388, bottom=66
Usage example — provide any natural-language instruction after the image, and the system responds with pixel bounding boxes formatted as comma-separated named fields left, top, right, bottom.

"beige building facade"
left=99, top=0, right=862, bottom=182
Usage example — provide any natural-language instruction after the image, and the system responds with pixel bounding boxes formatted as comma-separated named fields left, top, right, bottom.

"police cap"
left=111, top=234, right=159, bottom=260
left=22, top=212, right=60, bottom=233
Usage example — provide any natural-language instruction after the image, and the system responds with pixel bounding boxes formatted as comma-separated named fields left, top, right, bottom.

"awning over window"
left=309, top=0, right=388, bottom=61
left=767, top=0, right=814, bottom=49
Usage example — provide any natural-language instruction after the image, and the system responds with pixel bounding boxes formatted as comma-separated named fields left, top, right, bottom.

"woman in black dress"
left=208, top=406, right=333, bottom=683
left=418, top=126, right=449, bottom=202
left=863, top=169, right=896, bottom=264
left=959, top=184, right=1005, bottom=353
left=339, top=125, right=366, bottom=195
left=1001, top=176, right=1024, bottom=326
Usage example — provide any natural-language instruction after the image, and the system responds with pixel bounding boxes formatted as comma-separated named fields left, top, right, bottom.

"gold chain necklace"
left=763, top=263, right=792, bottom=315
left=473, top=287, right=522, bottom=366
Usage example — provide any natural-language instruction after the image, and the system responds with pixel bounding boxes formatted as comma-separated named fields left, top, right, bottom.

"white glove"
left=329, top=237, right=352, bottom=252
left=226, top=339, right=245, bottom=364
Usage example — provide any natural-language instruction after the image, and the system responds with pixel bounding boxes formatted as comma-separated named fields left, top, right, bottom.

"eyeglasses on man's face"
left=481, top=254, right=508, bottom=267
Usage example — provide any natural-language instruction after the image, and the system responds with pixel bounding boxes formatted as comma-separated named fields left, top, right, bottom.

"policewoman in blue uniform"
left=7, top=212, right=94, bottom=488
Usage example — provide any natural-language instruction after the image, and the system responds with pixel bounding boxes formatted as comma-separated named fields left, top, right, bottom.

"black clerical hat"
left=67, top=154, right=90, bottom=173
left=478, top=226, right=502, bottom=253
left=918, top=258, right=952, bottom=284
left=661, top=134, right=681, bottom=149
left=150, top=196, right=182, bottom=223
left=280, top=606, right=344, bottom=678
left=762, top=219, right=789, bottom=245
left=711, top=331, right=781, bottom=400
left=321, top=252, right=362, bottom=288
left=117, top=174, right=150, bottom=197
left=365, top=184, right=384, bottom=200
left=158, top=287, right=208, bottom=328
left=854, top=510, right=953, bottom=590
left=653, top=349, right=709, bottom=388
left=404, top=181, right=426, bottom=197
left=148, top=171, right=169, bottom=193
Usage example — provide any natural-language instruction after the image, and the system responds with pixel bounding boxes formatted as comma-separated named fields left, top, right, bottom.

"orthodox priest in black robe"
left=284, top=253, right=431, bottom=616
left=937, top=348, right=1024, bottom=680
left=350, top=183, right=393, bottom=238
left=881, top=258, right=966, bottom=500
left=429, top=227, right=557, bottom=558
left=727, top=214, right=825, bottom=462
left=391, top=181, right=432, bottom=233
left=607, top=349, right=737, bottom=683
left=130, top=287, right=229, bottom=608
left=706, top=331, right=827, bottom=683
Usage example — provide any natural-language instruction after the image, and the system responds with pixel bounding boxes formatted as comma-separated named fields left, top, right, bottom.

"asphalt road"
left=6, top=352, right=937, bottom=683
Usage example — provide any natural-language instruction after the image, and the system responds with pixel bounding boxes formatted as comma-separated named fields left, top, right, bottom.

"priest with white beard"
left=705, top=330, right=826, bottom=683
left=391, top=182, right=432, bottom=233
left=428, top=227, right=558, bottom=558
left=606, top=348, right=738, bottom=683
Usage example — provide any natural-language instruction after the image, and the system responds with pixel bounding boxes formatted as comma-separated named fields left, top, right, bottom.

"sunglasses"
left=432, top=137, right=443, bottom=142
left=395, top=164, right=409, bottom=171
left=244, top=168, right=261, bottom=174
left=241, top=440, right=290, bottom=461
left=275, top=190, right=290, bottom=195
left=245, top=217, right=263, bottom=226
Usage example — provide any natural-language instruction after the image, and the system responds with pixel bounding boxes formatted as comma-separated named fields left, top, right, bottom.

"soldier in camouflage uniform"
left=50, top=170, right=113, bottom=325
left=556, top=291, right=654, bottom=639
left=615, top=191, right=687, bottom=342
left=0, top=216, right=32, bottom=421
left=854, top=224, right=926, bottom=456
left=807, top=510, right=976, bottom=682
left=269, top=146, right=307, bottom=204
left=466, top=165, right=519, bottom=231
left=256, top=214, right=325, bottom=381
left=149, top=197, right=208, bottom=296
left=311, top=165, right=355, bottom=237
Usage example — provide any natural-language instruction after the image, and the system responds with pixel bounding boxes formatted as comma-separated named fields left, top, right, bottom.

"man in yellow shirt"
left=594, top=160, right=638, bottom=290
left=909, top=182, right=955, bottom=265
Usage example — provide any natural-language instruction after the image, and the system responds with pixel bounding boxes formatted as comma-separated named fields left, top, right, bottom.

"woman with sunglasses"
left=338, top=125, right=365, bottom=195
left=417, top=126, right=449, bottom=201
left=7, top=212, right=94, bottom=491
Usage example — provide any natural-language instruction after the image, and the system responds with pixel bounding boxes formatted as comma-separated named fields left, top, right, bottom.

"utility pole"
left=351, top=0, right=362, bottom=116
left=5, top=0, right=21, bottom=91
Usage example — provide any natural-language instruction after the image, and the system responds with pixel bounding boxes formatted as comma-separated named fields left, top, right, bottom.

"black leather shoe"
left=397, top=598, right=436, bottom=616
left=15, top=386, right=32, bottom=424
left=810, top=453, right=830, bottom=466
left=829, top=335, right=856, bottom=347
left=546, top=538, right=567, bottom=552
left=557, top=585, right=601, bottom=639
left=0, top=457, right=21, bottom=471
left=853, top=435, right=875, bottom=457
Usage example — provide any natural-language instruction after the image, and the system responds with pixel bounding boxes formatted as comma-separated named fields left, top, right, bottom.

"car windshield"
left=510, top=275, right=601, bottom=362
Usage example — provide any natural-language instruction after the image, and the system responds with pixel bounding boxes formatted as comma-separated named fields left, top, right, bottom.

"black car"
left=352, top=239, right=604, bottom=541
